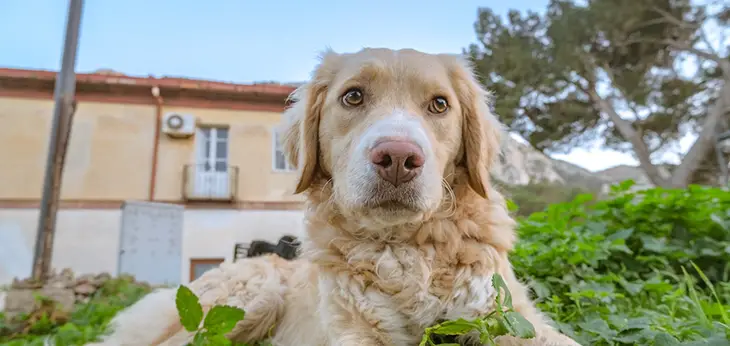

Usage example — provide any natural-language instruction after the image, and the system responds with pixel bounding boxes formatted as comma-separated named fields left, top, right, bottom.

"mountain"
left=492, top=136, right=654, bottom=192
left=492, top=136, right=611, bottom=191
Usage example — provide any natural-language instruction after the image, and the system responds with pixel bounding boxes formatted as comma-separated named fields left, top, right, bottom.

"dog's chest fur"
left=316, top=237, right=500, bottom=344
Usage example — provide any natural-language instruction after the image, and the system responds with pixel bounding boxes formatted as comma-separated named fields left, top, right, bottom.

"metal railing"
left=182, top=164, right=239, bottom=201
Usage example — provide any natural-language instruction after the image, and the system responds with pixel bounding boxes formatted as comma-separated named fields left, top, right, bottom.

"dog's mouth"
left=366, top=198, right=420, bottom=212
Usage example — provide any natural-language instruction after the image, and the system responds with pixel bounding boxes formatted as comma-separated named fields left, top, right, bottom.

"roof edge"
left=0, top=67, right=297, bottom=97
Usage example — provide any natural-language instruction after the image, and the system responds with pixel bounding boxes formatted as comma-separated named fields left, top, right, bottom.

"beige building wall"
left=0, top=96, right=302, bottom=202
left=0, top=97, right=155, bottom=200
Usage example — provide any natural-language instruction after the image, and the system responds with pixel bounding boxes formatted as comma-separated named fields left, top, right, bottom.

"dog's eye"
left=428, top=96, right=449, bottom=114
left=341, top=88, right=364, bottom=107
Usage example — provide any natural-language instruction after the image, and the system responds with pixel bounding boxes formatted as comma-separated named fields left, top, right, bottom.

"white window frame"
left=195, top=126, right=229, bottom=172
left=272, top=128, right=295, bottom=172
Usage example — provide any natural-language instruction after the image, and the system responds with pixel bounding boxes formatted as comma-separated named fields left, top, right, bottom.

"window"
left=189, top=258, right=225, bottom=281
left=196, top=126, right=229, bottom=172
left=191, top=126, right=232, bottom=199
left=273, top=129, right=295, bottom=171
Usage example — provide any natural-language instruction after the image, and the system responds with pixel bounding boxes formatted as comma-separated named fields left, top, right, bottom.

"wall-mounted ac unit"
left=161, top=113, right=196, bottom=138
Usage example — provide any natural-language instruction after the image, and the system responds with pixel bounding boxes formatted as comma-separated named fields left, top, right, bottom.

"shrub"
left=0, top=276, right=151, bottom=345
left=511, top=181, right=730, bottom=345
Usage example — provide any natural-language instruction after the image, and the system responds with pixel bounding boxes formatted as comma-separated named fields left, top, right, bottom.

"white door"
left=194, top=127, right=230, bottom=199
left=118, top=201, right=184, bottom=286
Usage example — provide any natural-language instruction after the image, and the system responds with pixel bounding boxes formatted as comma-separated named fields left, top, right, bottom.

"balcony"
left=182, top=164, right=239, bottom=201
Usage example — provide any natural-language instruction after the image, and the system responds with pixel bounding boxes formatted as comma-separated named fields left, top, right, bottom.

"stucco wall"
left=0, top=209, right=121, bottom=286
left=0, top=97, right=156, bottom=200
left=0, top=96, right=302, bottom=202
left=0, top=208, right=306, bottom=286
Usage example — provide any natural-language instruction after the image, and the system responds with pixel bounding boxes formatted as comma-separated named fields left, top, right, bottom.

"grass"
left=1, top=180, right=729, bottom=345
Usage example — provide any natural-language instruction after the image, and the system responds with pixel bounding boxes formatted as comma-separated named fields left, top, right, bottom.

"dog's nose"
left=369, top=140, right=425, bottom=187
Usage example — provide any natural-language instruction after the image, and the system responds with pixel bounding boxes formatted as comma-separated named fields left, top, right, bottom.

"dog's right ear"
left=280, top=49, right=341, bottom=194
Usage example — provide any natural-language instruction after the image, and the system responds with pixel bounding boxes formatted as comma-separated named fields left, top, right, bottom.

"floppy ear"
left=279, top=50, right=341, bottom=194
left=447, top=55, right=504, bottom=199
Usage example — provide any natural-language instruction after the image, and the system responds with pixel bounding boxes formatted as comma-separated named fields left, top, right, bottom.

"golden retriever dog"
left=88, top=48, right=580, bottom=346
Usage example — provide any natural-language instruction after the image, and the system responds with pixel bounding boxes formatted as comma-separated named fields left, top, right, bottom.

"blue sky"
left=0, top=0, right=640, bottom=171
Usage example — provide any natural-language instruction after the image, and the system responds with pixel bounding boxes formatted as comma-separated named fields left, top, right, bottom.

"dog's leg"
left=85, top=288, right=185, bottom=346
left=88, top=256, right=292, bottom=345
left=316, top=274, right=418, bottom=346
left=320, top=296, right=390, bottom=346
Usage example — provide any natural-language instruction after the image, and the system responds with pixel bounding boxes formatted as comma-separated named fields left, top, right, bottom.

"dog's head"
left=281, top=48, right=503, bottom=229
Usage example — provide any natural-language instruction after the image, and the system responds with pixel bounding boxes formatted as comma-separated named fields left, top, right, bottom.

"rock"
left=74, top=283, right=97, bottom=295
left=46, top=268, right=76, bottom=289
left=76, top=274, right=95, bottom=285
left=3, top=287, right=75, bottom=318
left=10, top=277, right=43, bottom=289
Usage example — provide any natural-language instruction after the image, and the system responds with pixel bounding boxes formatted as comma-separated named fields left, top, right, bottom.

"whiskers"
left=437, top=175, right=457, bottom=218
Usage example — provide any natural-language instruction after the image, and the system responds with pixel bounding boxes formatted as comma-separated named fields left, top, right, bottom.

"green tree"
left=467, top=0, right=730, bottom=188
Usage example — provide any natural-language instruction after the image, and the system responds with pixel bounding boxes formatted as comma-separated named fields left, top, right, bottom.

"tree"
left=467, top=0, right=730, bottom=188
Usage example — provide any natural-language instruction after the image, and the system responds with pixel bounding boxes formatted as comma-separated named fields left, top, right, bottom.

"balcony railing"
left=182, top=164, right=239, bottom=201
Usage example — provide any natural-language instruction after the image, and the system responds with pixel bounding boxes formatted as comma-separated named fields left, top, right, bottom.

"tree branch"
left=620, top=37, right=730, bottom=79
left=649, top=6, right=721, bottom=57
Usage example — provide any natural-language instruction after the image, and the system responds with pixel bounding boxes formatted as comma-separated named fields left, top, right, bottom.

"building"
left=0, top=68, right=307, bottom=287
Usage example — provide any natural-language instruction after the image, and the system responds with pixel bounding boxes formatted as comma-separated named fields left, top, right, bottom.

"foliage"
left=467, top=0, right=730, bottom=187
left=511, top=181, right=730, bottom=345
left=0, top=276, right=151, bottom=345
left=175, top=285, right=247, bottom=346
left=2, top=183, right=729, bottom=345
left=420, top=274, right=536, bottom=345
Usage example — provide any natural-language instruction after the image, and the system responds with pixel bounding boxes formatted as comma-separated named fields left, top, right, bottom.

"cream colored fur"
left=87, top=48, right=581, bottom=346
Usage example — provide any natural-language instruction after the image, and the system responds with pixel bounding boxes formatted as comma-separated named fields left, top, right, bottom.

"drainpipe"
left=149, top=86, right=163, bottom=200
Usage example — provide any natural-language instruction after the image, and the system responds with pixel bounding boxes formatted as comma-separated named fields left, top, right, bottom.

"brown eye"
left=341, top=88, right=364, bottom=106
left=428, top=97, right=449, bottom=114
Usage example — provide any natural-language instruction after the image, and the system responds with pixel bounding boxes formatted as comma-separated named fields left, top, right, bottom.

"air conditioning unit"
left=161, top=113, right=196, bottom=138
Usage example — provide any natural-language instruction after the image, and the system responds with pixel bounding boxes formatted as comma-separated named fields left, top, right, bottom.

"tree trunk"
left=668, top=81, right=729, bottom=188
left=588, top=89, right=672, bottom=187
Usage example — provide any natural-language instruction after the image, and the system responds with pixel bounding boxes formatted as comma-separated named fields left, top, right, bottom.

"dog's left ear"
left=445, top=55, right=503, bottom=199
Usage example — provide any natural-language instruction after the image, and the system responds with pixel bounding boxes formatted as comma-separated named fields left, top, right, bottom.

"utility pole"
left=31, top=0, right=85, bottom=282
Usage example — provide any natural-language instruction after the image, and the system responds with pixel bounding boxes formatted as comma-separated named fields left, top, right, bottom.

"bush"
left=511, top=181, right=730, bottom=345
left=2, top=181, right=728, bottom=345
left=0, top=277, right=151, bottom=345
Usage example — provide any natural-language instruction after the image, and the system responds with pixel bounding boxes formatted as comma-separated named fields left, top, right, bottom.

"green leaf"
left=491, top=274, right=513, bottom=310
left=189, top=332, right=207, bottom=346
left=176, top=285, right=204, bottom=332
left=499, top=311, right=536, bottom=339
left=204, top=333, right=233, bottom=345
left=606, top=228, right=634, bottom=241
left=203, top=305, right=246, bottom=335
left=418, top=333, right=430, bottom=346
left=430, top=318, right=480, bottom=335
left=653, top=332, right=680, bottom=346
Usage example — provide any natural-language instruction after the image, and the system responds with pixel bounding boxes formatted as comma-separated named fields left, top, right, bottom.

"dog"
left=87, top=48, right=581, bottom=346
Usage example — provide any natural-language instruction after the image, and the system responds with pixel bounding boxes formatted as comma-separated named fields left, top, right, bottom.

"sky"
left=0, top=0, right=643, bottom=172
